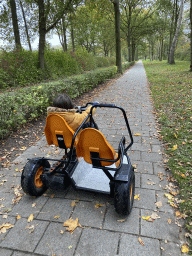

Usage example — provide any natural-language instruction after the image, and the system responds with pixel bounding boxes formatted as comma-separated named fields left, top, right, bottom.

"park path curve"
left=0, top=60, right=186, bottom=256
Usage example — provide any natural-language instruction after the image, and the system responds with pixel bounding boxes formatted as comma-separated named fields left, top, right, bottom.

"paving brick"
left=103, top=206, right=139, bottom=234
left=133, top=161, right=153, bottom=174
left=1, top=218, right=49, bottom=252
left=36, top=198, right=72, bottom=222
left=35, top=222, right=81, bottom=256
left=155, top=191, right=174, bottom=214
left=10, top=194, right=48, bottom=218
left=141, top=173, right=168, bottom=190
left=140, top=210, right=180, bottom=242
left=134, top=188, right=156, bottom=210
left=119, top=234, right=160, bottom=256
left=135, top=172, right=140, bottom=188
left=75, top=228, right=119, bottom=256
left=153, top=162, right=167, bottom=176
left=160, top=241, right=181, bottom=256
left=0, top=215, right=16, bottom=242
left=141, top=151, right=163, bottom=163
left=0, top=248, right=13, bottom=256
left=71, top=201, right=106, bottom=229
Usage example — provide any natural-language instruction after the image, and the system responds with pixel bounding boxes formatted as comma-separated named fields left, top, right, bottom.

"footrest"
left=114, top=163, right=133, bottom=182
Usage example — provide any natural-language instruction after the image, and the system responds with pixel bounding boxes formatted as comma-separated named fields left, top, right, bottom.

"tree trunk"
left=131, top=40, right=135, bottom=61
left=128, top=5, right=132, bottom=62
left=113, top=0, right=122, bottom=73
left=71, top=23, right=75, bottom=52
left=62, top=17, right=67, bottom=52
left=19, top=0, right=32, bottom=51
left=10, top=0, right=21, bottom=49
left=38, top=0, right=46, bottom=70
left=169, top=0, right=184, bottom=64
left=190, top=0, right=192, bottom=71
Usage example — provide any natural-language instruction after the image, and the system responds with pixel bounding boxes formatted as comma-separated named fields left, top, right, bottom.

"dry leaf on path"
left=28, top=214, right=34, bottom=222
left=134, top=194, right=140, bottom=200
left=0, top=223, right=14, bottom=234
left=63, top=218, right=81, bottom=233
left=94, top=203, right=103, bottom=209
left=134, top=133, right=141, bottom=136
left=138, top=237, right=144, bottom=246
left=172, top=145, right=177, bottom=151
left=17, top=215, right=21, bottom=220
left=175, top=211, right=181, bottom=217
left=54, top=215, right=60, bottom=219
left=151, top=212, right=161, bottom=220
left=167, top=218, right=172, bottom=224
left=117, top=219, right=126, bottom=222
left=142, top=216, right=151, bottom=221
left=155, top=201, right=162, bottom=208
left=181, top=244, right=189, bottom=253
left=164, top=193, right=173, bottom=200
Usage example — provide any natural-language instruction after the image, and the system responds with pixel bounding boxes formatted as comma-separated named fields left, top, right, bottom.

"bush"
left=0, top=48, right=117, bottom=90
left=0, top=66, right=118, bottom=139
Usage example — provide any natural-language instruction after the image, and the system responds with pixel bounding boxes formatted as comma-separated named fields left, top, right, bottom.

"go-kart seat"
left=76, top=128, right=120, bottom=167
left=44, top=114, right=77, bottom=149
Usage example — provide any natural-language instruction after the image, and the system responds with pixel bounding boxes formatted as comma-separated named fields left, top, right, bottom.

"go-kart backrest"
left=76, top=128, right=120, bottom=167
left=44, top=114, right=76, bottom=149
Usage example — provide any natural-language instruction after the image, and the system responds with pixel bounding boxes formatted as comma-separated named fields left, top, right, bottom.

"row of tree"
left=0, top=0, right=192, bottom=71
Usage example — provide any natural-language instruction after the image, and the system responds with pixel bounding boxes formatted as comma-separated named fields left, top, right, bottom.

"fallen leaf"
left=134, top=194, right=140, bottom=200
left=71, top=200, right=79, bottom=207
left=20, top=146, right=27, bottom=151
left=167, top=218, right=172, bottom=224
left=32, top=203, right=36, bottom=208
left=134, top=133, right=141, bottom=136
left=60, top=230, right=64, bottom=234
left=0, top=223, right=14, bottom=234
left=63, top=218, right=81, bottom=233
left=94, top=203, right=103, bottom=209
left=170, top=191, right=179, bottom=196
left=142, top=216, right=151, bottom=221
left=2, top=214, right=7, bottom=219
left=68, top=245, right=73, bottom=249
left=169, top=202, right=178, bottom=208
left=155, top=201, right=162, bottom=208
left=160, top=247, right=165, bottom=251
left=117, top=219, right=126, bottom=222
left=54, top=215, right=60, bottom=219
left=138, top=237, right=144, bottom=245
left=25, top=225, right=35, bottom=233
left=28, top=214, right=34, bottom=222
left=17, top=215, right=21, bottom=220
left=147, top=182, right=156, bottom=185
left=175, top=211, right=181, bottom=217
left=181, top=244, right=189, bottom=253
left=164, top=193, right=173, bottom=200
left=172, top=144, right=177, bottom=151
left=151, top=212, right=160, bottom=220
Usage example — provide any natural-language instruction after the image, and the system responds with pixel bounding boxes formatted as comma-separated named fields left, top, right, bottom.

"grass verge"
left=143, top=60, right=192, bottom=253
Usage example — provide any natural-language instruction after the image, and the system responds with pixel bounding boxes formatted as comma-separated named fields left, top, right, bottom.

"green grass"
left=143, top=60, right=192, bottom=252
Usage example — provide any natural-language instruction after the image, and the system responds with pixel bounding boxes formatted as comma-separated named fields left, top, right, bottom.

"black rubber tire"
left=21, top=159, right=50, bottom=196
left=114, top=171, right=135, bottom=215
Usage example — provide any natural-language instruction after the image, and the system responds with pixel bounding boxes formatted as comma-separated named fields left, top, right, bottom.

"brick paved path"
left=0, top=61, right=186, bottom=256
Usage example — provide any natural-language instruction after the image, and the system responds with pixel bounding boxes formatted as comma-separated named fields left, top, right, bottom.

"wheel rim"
left=34, top=166, right=44, bottom=188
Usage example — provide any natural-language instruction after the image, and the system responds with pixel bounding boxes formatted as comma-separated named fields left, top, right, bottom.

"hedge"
left=0, top=62, right=134, bottom=139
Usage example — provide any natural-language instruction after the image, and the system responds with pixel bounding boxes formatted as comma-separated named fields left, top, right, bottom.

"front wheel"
left=21, top=159, right=50, bottom=196
left=114, top=171, right=135, bottom=215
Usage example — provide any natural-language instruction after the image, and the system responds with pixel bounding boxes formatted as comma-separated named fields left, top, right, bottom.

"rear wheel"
left=114, top=170, right=135, bottom=215
left=21, top=159, right=50, bottom=196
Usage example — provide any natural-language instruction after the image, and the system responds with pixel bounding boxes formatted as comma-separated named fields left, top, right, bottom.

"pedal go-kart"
left=21, top=103, right=135, bottom=215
